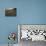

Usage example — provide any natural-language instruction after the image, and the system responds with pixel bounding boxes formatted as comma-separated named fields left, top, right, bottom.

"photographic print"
left=5, top=8, right=17, bottom=16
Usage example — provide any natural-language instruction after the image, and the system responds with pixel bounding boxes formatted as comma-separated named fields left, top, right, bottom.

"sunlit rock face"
left=5, top=8, right=16, bottom=16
